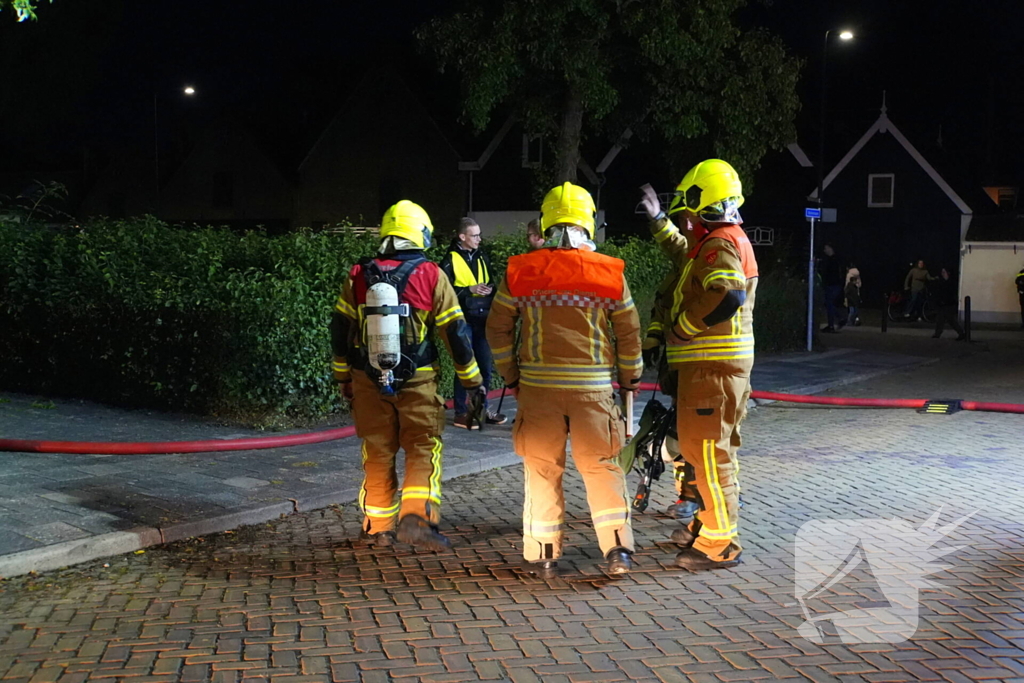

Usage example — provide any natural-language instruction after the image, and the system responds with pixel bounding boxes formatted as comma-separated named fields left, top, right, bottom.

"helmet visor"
left=697, top=196, right=743, bottom=224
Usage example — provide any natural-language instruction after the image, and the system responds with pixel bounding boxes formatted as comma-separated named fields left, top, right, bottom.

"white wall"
left=470, top=210, right=607, bottom=242
left=960, top=242, right=1024, bottom=323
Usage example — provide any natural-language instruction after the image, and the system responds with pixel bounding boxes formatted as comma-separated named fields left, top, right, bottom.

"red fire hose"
left=635, top=382, right=1024, bottom=414
left=0, top=388, right=507, bottom=455
left=1, top=386, right=1022, bottom=455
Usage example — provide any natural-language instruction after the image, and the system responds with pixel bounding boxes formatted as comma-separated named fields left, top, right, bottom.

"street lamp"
left=807, top=28, right=854, bottom=351
left=816, top=28, right=853, bottom=211
left=154, top=85, right=197, bottom=195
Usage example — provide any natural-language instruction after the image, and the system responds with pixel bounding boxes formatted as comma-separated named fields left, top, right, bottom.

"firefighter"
left=486, top=182, right=643, bottom=578
left=1016, top=265, right=1024, bottom=329
left=639, top=185, right=704, bottom=527
left=641, top=159, right=758, bottom=571
left=331, top=200, right=484, bottom=552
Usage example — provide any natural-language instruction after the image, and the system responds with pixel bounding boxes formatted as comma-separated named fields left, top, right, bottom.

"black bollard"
left=964, top=295, right=971, bottom=342
left=881, top=293, right=888, bottom=333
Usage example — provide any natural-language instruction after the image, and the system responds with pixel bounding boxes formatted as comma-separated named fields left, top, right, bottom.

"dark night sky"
left=2, top=0, right=1022, bottom=187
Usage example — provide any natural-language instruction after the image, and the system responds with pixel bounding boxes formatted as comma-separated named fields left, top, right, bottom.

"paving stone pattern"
left=0, top=387, right=1021, bottom=682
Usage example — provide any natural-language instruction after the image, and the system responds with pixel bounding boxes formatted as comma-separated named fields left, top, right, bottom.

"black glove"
left=468, top=385, right=487, bottom=429
left=642, top=345, right=661, bottom=369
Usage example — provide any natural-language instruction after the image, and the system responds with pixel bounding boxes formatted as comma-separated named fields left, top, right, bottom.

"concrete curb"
left=0, top=526, right=162, bottom=578
left=1, top=455, right=524, bottom=578
left=159, top=502, right=295, bottom=545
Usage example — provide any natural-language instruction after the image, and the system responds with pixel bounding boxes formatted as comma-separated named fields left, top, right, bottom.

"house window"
left=522, top=134, right=542, bottom=169
left=212, top=171, right=234, bottom=209
left=997, top=187, right=1018, bottom=209
left=868, top=173, right=894, bottom=208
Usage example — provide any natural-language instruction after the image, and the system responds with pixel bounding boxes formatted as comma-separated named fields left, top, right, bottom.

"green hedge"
left=0, top=218, right=804, bottom=426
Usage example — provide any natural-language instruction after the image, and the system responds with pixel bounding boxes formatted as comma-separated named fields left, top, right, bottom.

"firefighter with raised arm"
left=486, top=182, right=643, bottom=578
left=638, top=183, right=705, bottom=529
left=641, top=160, right=758, bottom=571
left=331, top=200, right=484, bottom=552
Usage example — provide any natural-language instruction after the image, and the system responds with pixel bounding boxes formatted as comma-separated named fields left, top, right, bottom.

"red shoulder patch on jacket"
left=705, top=250, right=719, bottom=266
left=351, top=259, right=438, bottom=311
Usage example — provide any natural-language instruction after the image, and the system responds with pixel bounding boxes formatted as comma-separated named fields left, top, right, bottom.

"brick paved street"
left=1, top=346, right=1022, bottom=682
left=0, top=347, right=932, bottom=573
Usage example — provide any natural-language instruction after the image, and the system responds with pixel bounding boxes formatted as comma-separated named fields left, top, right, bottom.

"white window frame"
left=867, top=173, right=895, bottom=208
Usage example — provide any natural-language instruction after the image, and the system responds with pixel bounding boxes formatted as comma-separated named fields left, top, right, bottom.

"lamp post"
left=808, top=29, right=853, bottom=351
left=154, top=85, right=197, bottom=195
left=816, top=30, right=853, bottom=209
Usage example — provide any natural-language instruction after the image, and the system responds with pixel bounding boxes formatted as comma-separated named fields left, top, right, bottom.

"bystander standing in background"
left=819, top=244, right=845, bottom=332
left=1015, top=264, right=1024, bottom=329
left=845, top=274, right=862, bottom=327
left=904, top=260, right=935, bottom=321
left=931, top=267, right=965, bottom=340
left=526, top=218, right=546, bottom=251
left=440, top=218, right=507, bottom=428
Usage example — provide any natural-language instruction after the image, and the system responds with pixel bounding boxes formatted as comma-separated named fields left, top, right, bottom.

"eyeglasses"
left=466, top=232, right=482, bottom=238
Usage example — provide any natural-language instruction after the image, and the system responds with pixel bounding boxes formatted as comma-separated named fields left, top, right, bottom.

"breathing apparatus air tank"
left=364, top=282, right=408, bottom=395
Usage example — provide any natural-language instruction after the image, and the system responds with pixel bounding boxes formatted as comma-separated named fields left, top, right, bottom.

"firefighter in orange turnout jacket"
left=486, top=183, right=643, bottom=578
left=641, top=160, right=758, bottom=571
left=331, top=200, right=484, bottom=552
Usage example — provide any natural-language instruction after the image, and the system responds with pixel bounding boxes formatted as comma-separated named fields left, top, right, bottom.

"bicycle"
left=886, top=288, right=937, bottom=323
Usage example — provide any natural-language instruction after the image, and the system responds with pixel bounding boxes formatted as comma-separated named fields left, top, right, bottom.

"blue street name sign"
left=805, top=207, right=821, bottom=219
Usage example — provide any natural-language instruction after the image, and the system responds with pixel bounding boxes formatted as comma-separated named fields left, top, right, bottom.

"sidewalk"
left=0, top=347, right=934, bottom=577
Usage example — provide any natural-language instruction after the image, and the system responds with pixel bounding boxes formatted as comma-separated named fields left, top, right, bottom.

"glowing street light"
left=183, top=86, right=196, bottom=96
left=839, top=30, right=854, bottom=41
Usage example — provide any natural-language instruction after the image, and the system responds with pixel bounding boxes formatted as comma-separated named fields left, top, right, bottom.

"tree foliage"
left=1, top=0, right=52, bottom=22
left=418, top=0, right=802, bottom=185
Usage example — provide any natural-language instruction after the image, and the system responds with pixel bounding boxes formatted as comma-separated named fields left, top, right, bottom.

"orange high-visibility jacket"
left=486, top=248, right=643, bottom=392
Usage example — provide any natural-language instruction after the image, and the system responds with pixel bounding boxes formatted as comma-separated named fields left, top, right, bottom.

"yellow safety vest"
left=452, top=251, right=489, bottom=290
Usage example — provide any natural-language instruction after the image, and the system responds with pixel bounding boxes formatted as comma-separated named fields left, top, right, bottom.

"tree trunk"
left=554, top=89, right=584, bottom=184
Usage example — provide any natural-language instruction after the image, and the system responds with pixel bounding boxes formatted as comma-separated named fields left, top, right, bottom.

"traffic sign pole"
left=805, top=208, right=820, bottom=352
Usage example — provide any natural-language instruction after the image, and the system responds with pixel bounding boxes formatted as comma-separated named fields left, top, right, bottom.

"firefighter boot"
left=670, top=499, right=699, bottom=524
left=359, top=530, right=396, bottom=547
left=397, top=514, right=452, bottom=552
left=670, top=519, right=700, bottom=548
left=676, top=542, right=743, bottom=571
left=605, top=548, right=632, bottom=576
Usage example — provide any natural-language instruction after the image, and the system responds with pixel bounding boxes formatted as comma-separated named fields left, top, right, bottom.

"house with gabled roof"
left=808, top=100, right=974, bottom=304
left=157, top=122, right=295, bottom=233
left=296, top=68, right=464, bottom=234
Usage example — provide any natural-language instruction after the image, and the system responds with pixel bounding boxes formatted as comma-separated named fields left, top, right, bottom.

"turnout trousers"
left=513, top=387, right=634, bottom=562
left=350, top=370, right=447, bottom=534
left=661, top=367, right=699, bottom=504
left=674, top=363, right=751, bottom=560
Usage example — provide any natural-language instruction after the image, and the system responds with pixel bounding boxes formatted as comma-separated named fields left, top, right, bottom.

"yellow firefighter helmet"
left=540, top=182, right=596, bottom=237
left=668, top=159, right=745, bottom=223
left=380, top=200, right=434, bottom=249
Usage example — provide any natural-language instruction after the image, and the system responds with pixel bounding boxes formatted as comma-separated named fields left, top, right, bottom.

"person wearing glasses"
left=440, top=218, right=507, bottom=428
